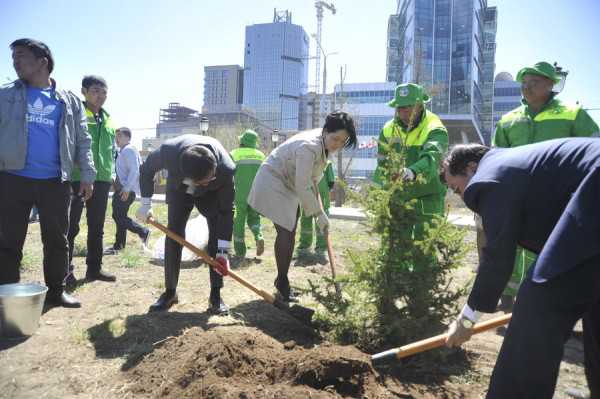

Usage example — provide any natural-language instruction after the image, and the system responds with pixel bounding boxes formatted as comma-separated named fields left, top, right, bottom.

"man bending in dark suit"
left=137, top=134, right=235, bottom=315
left=442, top=138, right=600, bottom=398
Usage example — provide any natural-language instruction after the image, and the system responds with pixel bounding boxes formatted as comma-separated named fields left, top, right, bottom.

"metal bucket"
left=0, top=283, right=48, bottom=337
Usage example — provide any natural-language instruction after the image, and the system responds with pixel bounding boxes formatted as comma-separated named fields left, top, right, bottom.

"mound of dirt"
left=126, top=326, right=392, bottom=398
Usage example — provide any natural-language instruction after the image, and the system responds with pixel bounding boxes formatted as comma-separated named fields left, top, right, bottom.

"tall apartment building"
left=203, top=65, right=244, bottom=114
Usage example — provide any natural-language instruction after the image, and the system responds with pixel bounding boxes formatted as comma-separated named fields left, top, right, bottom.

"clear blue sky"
left=2, top=0, right=599, bottom=146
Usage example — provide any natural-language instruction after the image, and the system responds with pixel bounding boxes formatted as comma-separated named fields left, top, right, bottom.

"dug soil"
left=127, top=327, right=389, bottom=398
left=0, top=205, right=589, bottom=398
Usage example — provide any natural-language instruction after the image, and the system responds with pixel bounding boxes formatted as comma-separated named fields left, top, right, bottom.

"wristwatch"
left=461, top=316, right=474, bottom=329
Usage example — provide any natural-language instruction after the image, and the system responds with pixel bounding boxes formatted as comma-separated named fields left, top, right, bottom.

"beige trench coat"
left=248, top=129, right=327, bottom=231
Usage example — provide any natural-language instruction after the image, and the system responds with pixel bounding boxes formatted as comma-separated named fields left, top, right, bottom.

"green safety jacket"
left=230, top=146, right=266, bottom=202
left=72, top=105, right=115, bottom=182
left=493, top=98, right=599, bottom=147
left=318, top=161, right=335, bottom=210
left=373, top=110, right=449, bottom=200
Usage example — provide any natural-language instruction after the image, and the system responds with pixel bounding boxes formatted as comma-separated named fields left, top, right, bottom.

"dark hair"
left=179, top=145, right=217, bottom=180
left=82, top=75, right=107, bottom=89
left=116, top=127, right=131, bottom=139
left=443, top=144, right=491, bottom=176
left=10, top=38, right=54, bottom=73
left=323, top=111, right=357, bottom=149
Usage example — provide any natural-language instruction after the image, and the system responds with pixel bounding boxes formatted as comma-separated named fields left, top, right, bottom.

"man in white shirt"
left=105, top=127, right=149, bottom=254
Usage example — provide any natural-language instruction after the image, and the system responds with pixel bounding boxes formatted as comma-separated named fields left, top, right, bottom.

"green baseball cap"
left=388, top=83, right=430, bottom=108
left=516, top=62, right=560, bottom=84
left=239, top=129, right=259, bottom=148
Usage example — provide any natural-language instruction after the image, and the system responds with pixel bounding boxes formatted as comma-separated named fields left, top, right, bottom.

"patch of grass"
left=118, top=247, right=144, bottom=269
left=107, top=318, right=127, bottom=338
left=152, top=280, right=165, bottom=291
left=86, top=317, right=128, bottom=343
left=72, top=325, right=91, bottom=345
left=20, top=252, right=40, bottom=272
left=72, top=241, right=87, bottom=257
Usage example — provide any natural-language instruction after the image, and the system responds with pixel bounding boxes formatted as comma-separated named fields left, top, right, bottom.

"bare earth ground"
left=0, top=200, right=588, bottom=398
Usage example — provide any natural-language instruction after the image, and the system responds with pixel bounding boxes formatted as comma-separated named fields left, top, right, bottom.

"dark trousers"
left=111, top=191, right=148, bottom=249
left=67, top=181, right=111, bottom=275
left=487, top=257, right=600, bottom=398
left=165, top=189, right=224, bottom=291
left=0, top=172, right=70, bottom=291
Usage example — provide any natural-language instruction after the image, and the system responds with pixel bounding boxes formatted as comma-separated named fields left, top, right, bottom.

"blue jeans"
left=111, top=190, right=148, bottom=249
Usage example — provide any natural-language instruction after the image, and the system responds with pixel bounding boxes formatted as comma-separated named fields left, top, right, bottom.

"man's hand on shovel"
left=445, top=314, right=475, bottom=347
left=214, top=249, right=230, bottom=276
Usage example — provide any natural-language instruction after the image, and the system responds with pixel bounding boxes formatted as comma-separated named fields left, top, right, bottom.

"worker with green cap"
left=373, top=83, right=449, bottom=240
left=296, top=160, right=335, bottom=264
left=230, top=130, right=266, bottom=258
left=490, top=61, right=599, bottom=312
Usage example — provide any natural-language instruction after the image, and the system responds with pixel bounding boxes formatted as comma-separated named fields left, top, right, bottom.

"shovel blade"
left=272, top=297, right=315, bottom=326
left=371, top=348, right=400, bottom=365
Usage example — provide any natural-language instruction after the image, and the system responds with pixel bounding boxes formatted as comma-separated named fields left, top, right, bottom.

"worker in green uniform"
left=373, top=83, right=449, bottom=241
left=230, top=130, right=266, bottom=258
left=296, top=160, right=335, bottom=264
left=491, top=61, right=599, bottom=312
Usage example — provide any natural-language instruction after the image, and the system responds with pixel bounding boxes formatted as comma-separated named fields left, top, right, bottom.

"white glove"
left=136, top=197, right=153, bottom=223
left=402, top=168, right=416, bottom=181
left=183, top=177, right=196, bottom=194
left=316, top=212, right=330, bottom=235
left=445, top=314, right=475, bottom=348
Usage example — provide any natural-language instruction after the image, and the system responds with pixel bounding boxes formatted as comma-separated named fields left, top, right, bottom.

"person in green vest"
left=373, top=83, right=449, bottom=240
left=296, top=160, right=335, bottom=264
left=66, top=75, right=116, bottom=286
left=491, top=61, right=599, bottom=312
left=230, top=130, right=266, bottom=258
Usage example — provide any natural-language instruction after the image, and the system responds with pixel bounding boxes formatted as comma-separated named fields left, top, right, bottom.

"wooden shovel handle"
left=314, top=184, right=340, bottom=293
left=373, top=313, right=512, bottom=361
left=326, top=235, right=338, bottom=280
left=147, top=217, right=276, bottom=304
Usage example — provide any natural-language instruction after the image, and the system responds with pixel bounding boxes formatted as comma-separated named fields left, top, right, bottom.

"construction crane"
left=314, top=1, right=335, bottom=95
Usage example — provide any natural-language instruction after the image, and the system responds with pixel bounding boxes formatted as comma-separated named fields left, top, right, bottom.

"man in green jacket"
left=66, top=75, right=116, bottom=285
left=373, top=83, right=449, bottom=240
left=296, top=161, right=335, bottom=264
left=230, top=130, right=265, bottom=258
left=491, top=61, right=599, bottom=311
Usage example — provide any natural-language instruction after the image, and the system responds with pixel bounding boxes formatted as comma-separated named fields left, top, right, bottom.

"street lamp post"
left=200, top=116, right=209, bottom=135
left=271, top=129, right=280, bottom=148
left=311, top=33, right=338, bottom=95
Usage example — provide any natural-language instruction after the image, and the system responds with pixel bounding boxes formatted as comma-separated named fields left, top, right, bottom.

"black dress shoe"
left=208, top=296, right=229, bottom=315
left=45, top=291, right=81, bottom=308
left=85, top=270, right=116, bottom=282
left=274, top=278, right=299, bottom=303
left=149, top=292, right=178, bottom=312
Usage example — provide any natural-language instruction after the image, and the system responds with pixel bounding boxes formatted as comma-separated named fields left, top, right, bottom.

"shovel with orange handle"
left=371, top=313, right=512, bottom=364
left=147, top=216, right=315, bottom=326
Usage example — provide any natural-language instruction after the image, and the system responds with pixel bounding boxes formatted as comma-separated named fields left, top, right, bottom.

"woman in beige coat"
left=248, top=111, right=357, bottom=301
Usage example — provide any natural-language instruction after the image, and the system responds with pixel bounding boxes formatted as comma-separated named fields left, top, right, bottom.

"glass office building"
left=492, top=72, right=521, bottom=129
left=243, top=10, right=309, bottom=131
left=386, top=0, right=497, bottom=144
left=334, top=82, right=396, bottom=178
